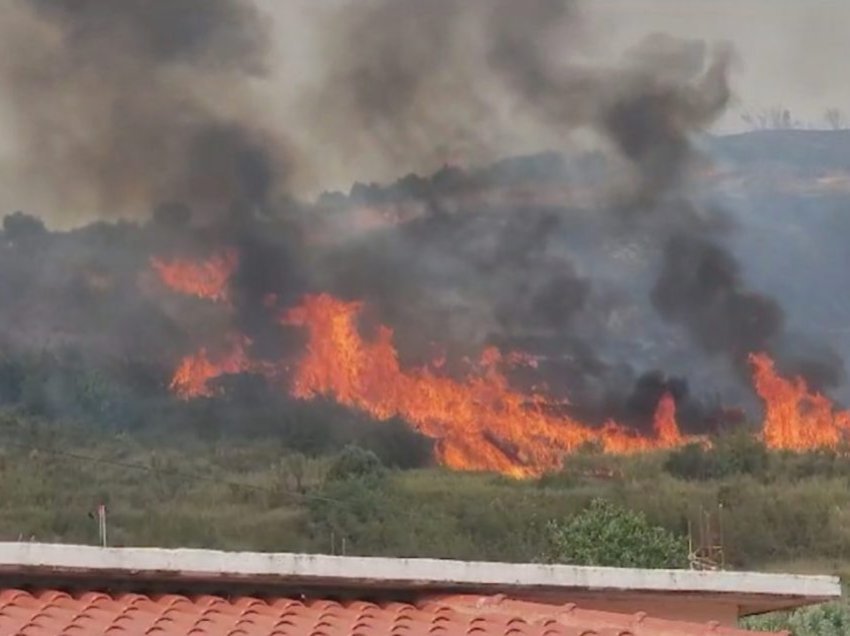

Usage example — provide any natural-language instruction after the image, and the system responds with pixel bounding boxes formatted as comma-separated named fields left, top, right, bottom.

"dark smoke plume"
left=0, top=0, right=844, bottom=432
left=651, top=233, right=845, bottom=390
left=302, top=0, right=841, bottom=407
left=651, top=234, right=784, bottom=377
left=0, top=0, right=289, bottom=222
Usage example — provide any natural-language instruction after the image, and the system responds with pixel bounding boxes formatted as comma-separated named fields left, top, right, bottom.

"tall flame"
left=750, top=352, right=850, bottom=450
left=151, top=248, right=237, bottom=303
left=283, top=294, right=690, bottom=476
left=652, top=392, right=682, bottom=447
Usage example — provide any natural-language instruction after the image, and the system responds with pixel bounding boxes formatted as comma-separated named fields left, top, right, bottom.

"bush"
left=662, top=443, right=714, bottom=480
left=358, top=417, right=433, bottom=469
left=543, top=498, right=687, bottom=569
left=713, top=430, right=769, bottom=477
left=326, top=445, right=386, bottom=482
left=664, top=431, right=768, bottom=480
left=743, top=601, right=850, bottom=636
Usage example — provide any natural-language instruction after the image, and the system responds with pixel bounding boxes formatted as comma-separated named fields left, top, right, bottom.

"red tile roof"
left=0, top=589, right=788, bottom=636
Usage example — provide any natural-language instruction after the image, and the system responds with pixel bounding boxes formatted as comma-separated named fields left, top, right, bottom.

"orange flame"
left=161, top=275, right=850, bottom=474
left=170, top=335, right=253, bottom=399
left=153, top=246, right=850, bottom=472
left=282, top=294, right=690, bottom=476
left=652, top=392, right=682, bottom=447
left=750, top=352, right=850, bottom=450
left=151, top=248, right=238, bottom=303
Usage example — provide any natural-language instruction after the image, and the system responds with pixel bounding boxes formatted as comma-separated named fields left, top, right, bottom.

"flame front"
left=283, top=294, right=690, bottom=476
left=157, top=250, right=850, bottom=476
left=151, top=248, right=238, bottom=303
left=750, top=352, right=850, bottom=449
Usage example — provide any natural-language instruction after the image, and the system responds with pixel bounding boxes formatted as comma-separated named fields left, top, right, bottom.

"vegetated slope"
left=4, top=408, right=850, bottom=577
left=708, top=131, right=850, bottom=402
left=710, top=129, right=850, bottom=172
left=1, top=131, right=850, bottom=568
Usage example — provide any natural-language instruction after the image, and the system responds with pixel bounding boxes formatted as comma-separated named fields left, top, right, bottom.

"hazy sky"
left=262, top=0, right=850, bottom=132
left=581, top=0, right=850, bottom=129
left=248, top=0, right=850, bottom=193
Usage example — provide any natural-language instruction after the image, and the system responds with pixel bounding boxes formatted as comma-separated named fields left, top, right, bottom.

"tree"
left=3, top=211, right=46, bottom=243
left=326, top=445, right=386, bottom=482
left=543, top=499, right=687, bottom=569
left=825, top=108, right=845, bottom=130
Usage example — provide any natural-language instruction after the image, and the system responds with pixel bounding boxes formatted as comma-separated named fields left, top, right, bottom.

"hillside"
left=711, top=130, right=850, bottom=172
left=1, top=130, right=850, bottom=565
left=3, top=408, right=850, bottom=577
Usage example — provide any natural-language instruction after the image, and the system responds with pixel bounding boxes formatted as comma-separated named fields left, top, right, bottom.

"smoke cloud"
left=0, top=0, right=291, bottom=223
left=0, top=0, right=842, bottom=433
left=304, top=0, right=732, bottom=205
left=651, top=233, right=784, bottom=376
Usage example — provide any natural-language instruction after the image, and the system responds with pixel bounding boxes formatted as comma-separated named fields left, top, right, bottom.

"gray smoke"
left=0, top=0, right=842, bottom=429
left=0, top=0, right=290, bottom=222
left=303, top=0, right=842, bottom=408
left=651, top=234, right=784, bottom=375
left=306, top=0, right=731, bottom=205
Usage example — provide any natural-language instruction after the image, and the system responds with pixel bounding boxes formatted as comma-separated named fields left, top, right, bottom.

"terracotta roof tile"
left=0, top=589, right=789, bottom=636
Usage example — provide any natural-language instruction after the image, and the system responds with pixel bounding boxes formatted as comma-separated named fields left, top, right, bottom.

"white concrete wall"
left=0, top=542, right=838, bottom=619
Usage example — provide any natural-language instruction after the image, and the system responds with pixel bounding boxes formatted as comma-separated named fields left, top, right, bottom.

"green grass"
left=4, top=410, right=850, bottom=582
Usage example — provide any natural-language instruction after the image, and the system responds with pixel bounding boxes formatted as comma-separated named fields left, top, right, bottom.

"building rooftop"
left=0, top=588, right=788, bottom=636
left=0, top=542, right=839, bottom=635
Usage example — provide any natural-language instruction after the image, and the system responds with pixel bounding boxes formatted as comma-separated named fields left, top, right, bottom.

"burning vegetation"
left=151, top=255, right=850, bottom=476
left=0, top=0, right=847, bottom=478
left=150, top=249, right=238, bottom=304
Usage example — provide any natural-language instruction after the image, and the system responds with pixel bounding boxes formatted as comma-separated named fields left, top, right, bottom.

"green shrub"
left=664, top=431, right=768, bottom=480
left=743, top=602, right=850, bottom=636
left=543, top=498, right=688, bottom=568
left=326, top=445, right=386, bottom=482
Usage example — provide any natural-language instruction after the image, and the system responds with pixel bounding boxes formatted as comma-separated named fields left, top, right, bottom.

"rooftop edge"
left=0, top=542, right=838, bottom=605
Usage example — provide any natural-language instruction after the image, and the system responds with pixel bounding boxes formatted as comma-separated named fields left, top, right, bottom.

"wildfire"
left=283, top=294, right=690, bottom=476
left=750, top=352, right=850, bottom=450
left=652, top=392, right=682, bottom=447
left=151, top=248, right=238, bottom=303
left=170, top=335, right=253, bottom=399
left=156, top=243, right=850, bottom=475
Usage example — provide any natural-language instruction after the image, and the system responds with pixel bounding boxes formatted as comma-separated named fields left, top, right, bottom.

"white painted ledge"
left=0, top=542, right=839, bottom=615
